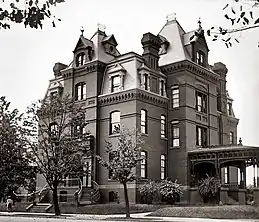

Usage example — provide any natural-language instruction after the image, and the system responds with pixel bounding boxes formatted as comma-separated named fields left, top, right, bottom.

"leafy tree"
left=206, top=0, right=259, bottom=47
left=0, top=0, right=65, bottom=29
left=23, top=95, right=87, bottom=216
left=0, top=96, right=32, bottom=202
left=96, top=127, right=144, bottom=218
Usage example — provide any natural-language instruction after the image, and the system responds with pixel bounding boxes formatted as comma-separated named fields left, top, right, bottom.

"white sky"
left=0, top=0, right=258, bottom=184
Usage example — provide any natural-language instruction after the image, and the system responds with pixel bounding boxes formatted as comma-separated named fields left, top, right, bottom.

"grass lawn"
left=47, top=203, right=169, bottom=215
left=149, top=205, right=259, bottom=219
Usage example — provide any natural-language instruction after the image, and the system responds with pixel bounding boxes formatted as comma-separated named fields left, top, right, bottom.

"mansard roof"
left=158, top=18, right=209, bottom=66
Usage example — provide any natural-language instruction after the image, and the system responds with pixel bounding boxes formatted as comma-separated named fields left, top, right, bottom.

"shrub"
left=198, top=174, right=221, bottom=203
left=139, top=180, right=157, bottom=204
left=158, top=179, right=183, bottom=204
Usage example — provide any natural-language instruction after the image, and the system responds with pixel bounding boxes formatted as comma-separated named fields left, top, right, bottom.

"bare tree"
left=23, top=95, right=87, bottom=216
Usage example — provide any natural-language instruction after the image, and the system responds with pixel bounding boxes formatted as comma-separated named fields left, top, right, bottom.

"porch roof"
left=188, top=145, right=259, bottom=154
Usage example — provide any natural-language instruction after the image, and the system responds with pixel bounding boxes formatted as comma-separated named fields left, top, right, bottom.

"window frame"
left=49, top=122, right=58, bottom=137
left=171, top=87, right=179, bottom=108
left=76, top=52, right=86, bottom=67
left=161, top=115, right=166, bottom=138
left=160, top=80, right=165, bottom=96
left=111, top=75, right=121, bottom=93
left=141, top=109, right=148, bottom=134
left=160, top=154, right=166, bottom=180
left=196, top=126, right=208, bottom=147
left=196, top=50, right=206, bottom=67
left=227, top=102, right=232, bottom=116
left=141, top=151, right=147, bottom=179
left=110, top=111, right=121, bottom=135
left=229, top=131, right=234, bottom=144
left=171, top=124, right=180, bottom=147
left=196, top=91, right=207, bottom=113
left=75, top=82, right=86, bottom=101
left=143, top=74, right=149, bottom=90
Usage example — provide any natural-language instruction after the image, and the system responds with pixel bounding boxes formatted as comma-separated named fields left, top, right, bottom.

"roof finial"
left=80, top=26, right=84, bottom=36
left=166, top=13, right=176, bottom=22
left=97, top=23, right=106, bottom=32
left=238, top=137, right=243, bottom=146
left=198, top=17, right=202, bottom=29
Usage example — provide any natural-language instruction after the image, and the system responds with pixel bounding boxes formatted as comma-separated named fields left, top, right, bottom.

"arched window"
left=110, top=111, right=120, bottom=134
left=141, top=109, right=147, bottom=134
left=76, top=52, right=86, bottom=67
left=75, top=82, right=86, bottom=101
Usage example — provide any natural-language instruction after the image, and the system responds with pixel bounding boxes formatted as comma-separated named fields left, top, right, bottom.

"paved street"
left=1, top=214, right=259, bottom=222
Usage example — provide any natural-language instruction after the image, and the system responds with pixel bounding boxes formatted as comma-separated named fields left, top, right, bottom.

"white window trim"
left=108, top=72, right=125, bottom=93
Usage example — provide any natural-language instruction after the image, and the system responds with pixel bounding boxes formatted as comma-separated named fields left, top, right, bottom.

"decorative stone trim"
left=62, top=61, right=106, bottom=79
left=161, top=60, right=219, bottom=83
left=98, top=89, right=168, bottom=108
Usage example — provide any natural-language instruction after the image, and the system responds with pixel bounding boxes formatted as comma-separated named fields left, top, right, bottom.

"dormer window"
left=143, top=74, right=148, bottom=90
left=75, top=82, right=86, bottom=101
left=76, top=52, right=86, bottom=67
left=227, top=102, right=232, bottom=116
left=196, top=51, right=205, bottom=67
left=111, top=75, right=120, bottom=93
left=159, top=79, right=165, bottom=96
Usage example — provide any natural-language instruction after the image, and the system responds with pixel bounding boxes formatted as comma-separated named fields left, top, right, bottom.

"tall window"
left=161, top=154, right=166, bottom=180
left=160, top=80, right=165, bottom=96
left=227, top=102, right=232, bottom=116
left=143, top=74, right=148, bottom=90
left=161, top=115, right=166, bottom=138
left=196, top=126, right=207, bottom=147
left=172, top=125, right=180, bottom=147
left=229, top=131, right=234, bottom=144
left=110, top=111, right=120, bottom=134
left=111, top=75, right=120, bottom=92
left=141, top=151, right=147, bottom=178
left=76, top=52, right=86, bottom=67
left=196, top=51, right=205, bottom=66
left=75, top=82, right=86, bottom=101
left=196, top=91, right=207, bottom=113
left=172, top=87, right=179, bottom=108
left=141, top=109, right=147, bottom=134
left=224, top=167, right=229, bottom=184
left=73, top=124, right=87, bottom=137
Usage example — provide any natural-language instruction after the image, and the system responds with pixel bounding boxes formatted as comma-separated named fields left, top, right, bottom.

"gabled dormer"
left=73, top=32, right=94, bottom=68
left=188, top=23, right=210, bottom=68
left=102, top=34, right=118, bottom=56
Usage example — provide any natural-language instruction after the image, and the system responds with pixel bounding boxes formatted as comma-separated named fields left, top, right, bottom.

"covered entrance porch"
left=188, top=142, right=259, bottom=205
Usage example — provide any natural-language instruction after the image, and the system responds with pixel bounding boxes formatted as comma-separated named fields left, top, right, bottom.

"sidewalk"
left=1, top=211, right=259, bottom=221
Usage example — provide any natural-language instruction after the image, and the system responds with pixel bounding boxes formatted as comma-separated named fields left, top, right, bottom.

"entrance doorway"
left=81, top=157, right=92, bottom=187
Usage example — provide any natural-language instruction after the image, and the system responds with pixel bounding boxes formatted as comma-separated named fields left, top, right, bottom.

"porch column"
left=240, top=163, right=246, bottom=188
left=257, top=163, right=259, bottom=188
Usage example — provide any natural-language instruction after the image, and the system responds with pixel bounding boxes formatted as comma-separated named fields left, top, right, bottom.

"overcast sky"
left=0, top=0, right=259, bottom=183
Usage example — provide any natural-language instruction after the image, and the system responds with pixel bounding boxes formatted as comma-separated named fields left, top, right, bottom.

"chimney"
left=53, top=62, right=67, bottom=77
left=212, top=62, right=228, bottom=114
left=141, top=32, right=161, bottom=70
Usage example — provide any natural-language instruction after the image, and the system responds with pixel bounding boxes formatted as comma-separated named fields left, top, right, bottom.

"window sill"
left=141, top=133, right=148, bottom=137
left=109, top=133, right=120, bottom=138
left=161, top=137, right=168, bottom=141
left=169, top=146, right=180, bottom=149
left=108, top=179, right=117, bottom=182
